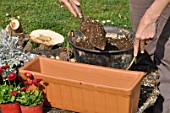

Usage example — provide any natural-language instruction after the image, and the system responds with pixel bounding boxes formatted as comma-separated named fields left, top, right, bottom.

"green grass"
left=0, top=0, right=132, bottom=47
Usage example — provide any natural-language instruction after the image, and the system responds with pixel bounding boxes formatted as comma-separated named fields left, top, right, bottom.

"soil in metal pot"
left=72, top=33, right=133, bottom=51
left=106, top=35, right=133, bottom=50
left=73, top=17, right=133, bottom=51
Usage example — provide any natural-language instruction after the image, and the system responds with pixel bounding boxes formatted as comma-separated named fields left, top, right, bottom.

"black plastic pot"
left=68, top=26, right=134, bottom=69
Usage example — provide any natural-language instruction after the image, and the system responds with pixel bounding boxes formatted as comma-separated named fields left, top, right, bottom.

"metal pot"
left=68, top=26, right=134, bottom=69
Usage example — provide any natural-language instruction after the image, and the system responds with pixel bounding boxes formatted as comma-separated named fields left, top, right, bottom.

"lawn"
left=0, top=0, right=132, bottom=47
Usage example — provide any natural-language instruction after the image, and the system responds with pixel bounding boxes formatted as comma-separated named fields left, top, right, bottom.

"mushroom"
left=29, top=29, right=64, bottom=46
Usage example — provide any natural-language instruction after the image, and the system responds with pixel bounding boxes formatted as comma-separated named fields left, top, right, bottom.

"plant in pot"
left=16, top=72, right=44, bottom=113
left=0, top=65, right=21, bottom=113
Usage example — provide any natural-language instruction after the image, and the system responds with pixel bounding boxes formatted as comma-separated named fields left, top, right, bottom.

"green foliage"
left=17, top=90, right=43, bottom=106
left=0, top=67, right=44, bottom=106
left=0, top=84, right=21, bottom=103
left=31, top=42, right=39, bottom=49
left=0, top=0, right=131, bottom=47
left=0, top=66, right=20, bottom=104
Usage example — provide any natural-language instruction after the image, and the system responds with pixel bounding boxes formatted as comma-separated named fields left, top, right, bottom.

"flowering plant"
left=16, top=72, right=44, bottom=106
left=0, top=65, right=21, bottom=104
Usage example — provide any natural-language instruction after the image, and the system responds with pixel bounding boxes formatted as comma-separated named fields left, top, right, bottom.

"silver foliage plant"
left=0, top=27, right=38, bottom=68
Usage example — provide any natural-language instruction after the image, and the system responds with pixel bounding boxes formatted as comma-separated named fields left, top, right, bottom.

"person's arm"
left=59, top=0, right=80, bottom=17
left=134, top=0, right=170, bottom=56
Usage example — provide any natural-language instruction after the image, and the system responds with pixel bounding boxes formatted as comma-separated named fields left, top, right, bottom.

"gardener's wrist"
left=145, top=9, right=159, bottom=23
left=146, top=0, right=170, bottom=22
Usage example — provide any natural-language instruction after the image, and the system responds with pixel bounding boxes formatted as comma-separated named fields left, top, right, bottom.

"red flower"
left=24, top=72, right=33, bottom=79
left=1, top=65, right=10, bottom=69
left=32, top=78, right=42, bottom=87
left=0, top=68, right=3, bottom=74
left=32, top=79, right=38, bottom=84
left=34, top=82, right=39, bottom=87
left=24, top=81, right=32, bottom=86
left=20, top=87, right=27, bottom=92
left=3, top=76, right=7, bottom=79
left=36, top=78, right=43, bottom=82
left=8, top=72, right=17, bottom=81
left=10, top=90, right=18, bottom=96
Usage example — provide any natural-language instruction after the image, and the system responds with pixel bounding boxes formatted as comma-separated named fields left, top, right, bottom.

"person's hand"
left=134, top=10, right=157, bottom=57
left=59, top=0, right=80, bottom=17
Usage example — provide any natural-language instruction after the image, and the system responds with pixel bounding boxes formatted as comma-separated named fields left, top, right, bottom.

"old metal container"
left=68, top=26, right=134, bottom=69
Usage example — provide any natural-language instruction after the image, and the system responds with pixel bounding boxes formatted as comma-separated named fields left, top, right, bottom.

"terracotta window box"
left=19, top=56, right=144, bottom=113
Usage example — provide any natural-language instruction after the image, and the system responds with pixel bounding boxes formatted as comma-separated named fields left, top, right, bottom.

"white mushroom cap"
left=29, top=29, right=64, bottom=46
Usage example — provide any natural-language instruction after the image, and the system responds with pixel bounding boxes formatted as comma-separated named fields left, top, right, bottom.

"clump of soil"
left=72, top=17, right=133, bottom=51
left=79, top=17, right=106, bottom=50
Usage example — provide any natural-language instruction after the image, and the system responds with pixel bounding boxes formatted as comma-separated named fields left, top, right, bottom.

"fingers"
left=60, top=0, right=79, bottom=17
left=134, top=36, right=146, bottom=58
left=134, top=38, right=139, bottom=57
left=134, top=38, right=146, bottom=57
left=68, top=0, right=83, bottom=19
left=140, top=40, right=145, bottom=54
left=72, top=0, right=80, bottom=6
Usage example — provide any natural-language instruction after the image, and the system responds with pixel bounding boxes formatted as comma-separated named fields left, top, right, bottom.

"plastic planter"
left=19, top=56, right=144, bottom=113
